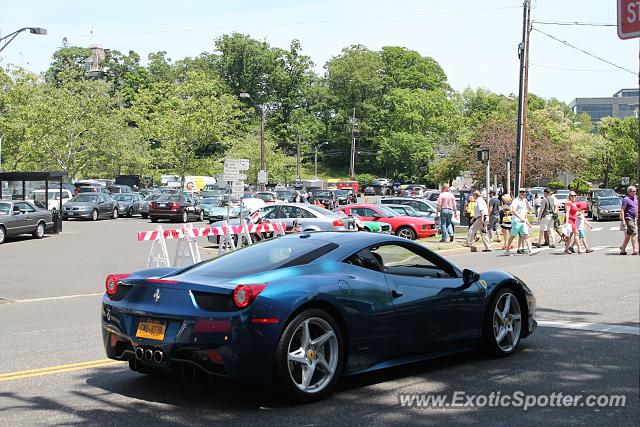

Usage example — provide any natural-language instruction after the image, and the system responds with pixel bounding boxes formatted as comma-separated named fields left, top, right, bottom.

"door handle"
left=391, top=290, right=403, bottom=298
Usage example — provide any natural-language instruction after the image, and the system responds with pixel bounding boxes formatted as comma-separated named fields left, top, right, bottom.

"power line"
left=63, top=5, right=522, bottom=38
left=530, top=63, right=623, bottom=72
left=531, top=27, right=636, bottom=75
left=532, top=20, right=615, bottom=27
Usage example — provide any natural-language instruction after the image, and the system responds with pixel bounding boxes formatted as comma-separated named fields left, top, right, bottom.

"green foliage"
left=45, top=39, right=92, bottom=84
left=547, top=181, right=565, bottom=190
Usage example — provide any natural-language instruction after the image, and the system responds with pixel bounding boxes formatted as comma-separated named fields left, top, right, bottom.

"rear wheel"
left=199, top=210, right=204, bottom=221
left=128, top=207, right=134, bottom=217
left=141, top=213, right=148, bottom=219
left=32, top=222, right=45, bottom=239
left=0, top=226, right=5, bottom=244
left=112, top=208, right=119, bottom=219
left=150, top=217, right=158, bottom=223
left=483, top=287, right=522, bottom=356
left=182, top=211, right=188, bottom=223
left=91, top=209, right=99, bottom=221
left=396, top=226, right=416, bottom=240
left=275, top=309, right=344, bottom=402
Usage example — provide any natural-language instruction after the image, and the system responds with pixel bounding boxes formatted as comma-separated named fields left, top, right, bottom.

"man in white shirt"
left=466, top=190, right=492, bottom=251
left=504, top=189, right=536, bottom=255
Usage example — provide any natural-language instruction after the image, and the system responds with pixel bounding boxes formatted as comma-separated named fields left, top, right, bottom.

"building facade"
left=569, top=88, right=639, bottom=123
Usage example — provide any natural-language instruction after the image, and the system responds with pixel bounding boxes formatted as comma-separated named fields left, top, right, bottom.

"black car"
left=310, top=189, right=337, bottom=209
left=149, top=195, right=204, bottom=223
left=0, top=200, right=53, bottom=244
left=334, top=189, right=354, bottom=205
left=591, top=196, right=622, bottom=221
left=587, top=189, right=617, bottom=215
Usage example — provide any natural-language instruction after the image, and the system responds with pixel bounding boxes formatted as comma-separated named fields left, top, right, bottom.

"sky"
left=0, top=0, right=637, bottom=103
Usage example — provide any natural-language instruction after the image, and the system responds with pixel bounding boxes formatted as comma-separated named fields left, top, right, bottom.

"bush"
left=570, top=179, right=590, bottom=194
left=547, top=180, right=565, bottom=190
left=354, top=173, right=377, bottom=187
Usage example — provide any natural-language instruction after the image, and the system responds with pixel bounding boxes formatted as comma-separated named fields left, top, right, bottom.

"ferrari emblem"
left=307, top=350, right=316, bottom=360
left=153, top=289, right=161, bottom=303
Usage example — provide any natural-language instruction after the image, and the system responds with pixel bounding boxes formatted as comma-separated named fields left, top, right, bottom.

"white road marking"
left=590, top=246, right=606, bottom=252
left=590, top=227, right=602, bottom=232
left=10, top=293, right=103, bottom=304
left=609, top=226, right=619, bottom=231
left=539, top=319, right=639, bottom=335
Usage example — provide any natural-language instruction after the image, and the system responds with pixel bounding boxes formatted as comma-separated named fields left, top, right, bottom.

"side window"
left=363, top=208, right=379, bottom=217
left=280, top=206, right=302, bottom=218
left=300, top=208, right=317, bottom=219
left=350, top=208, right=365, bottom=216
left=370, top=244, right=454, bottom=278
left=260, top=205, right=280, bottom=219
left=100, top=195, right=107, bottom=203
left=344, top=249, right=383, bottom=273
left=14, top=202, right=36, bottom=213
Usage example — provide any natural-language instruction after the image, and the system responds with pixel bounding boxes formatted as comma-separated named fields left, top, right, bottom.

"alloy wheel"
left=287, top=317, right=339, bottom=394
left=34, top=223, right=45, bottom=238
left=91, top=210, right=98, bottom=221
left=492, top=292, right=522, bottom=353
left=397, top=227, right=416, bottom=240
left=0, top=226, right=5, bottom=244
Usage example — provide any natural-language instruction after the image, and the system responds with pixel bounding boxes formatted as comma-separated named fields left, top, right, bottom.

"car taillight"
left=170, top=202, right=179, bottom=210
left=105, top=273, right=130, bottom=295
left=232, top=284, right=266, bottom=309
left=332, top=219, right=344, bottom=227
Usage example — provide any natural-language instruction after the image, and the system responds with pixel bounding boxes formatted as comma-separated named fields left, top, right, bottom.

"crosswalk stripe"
left=609, top=226, right=619, bottom=231
left=591, top=227, right=602, bottom=232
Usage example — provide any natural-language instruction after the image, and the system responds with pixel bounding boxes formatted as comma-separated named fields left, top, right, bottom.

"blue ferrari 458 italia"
left=102, top=231, right=537, bottom=401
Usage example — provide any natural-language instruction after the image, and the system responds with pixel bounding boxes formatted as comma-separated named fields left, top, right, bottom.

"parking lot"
left=0, top=216, right=638, bottom=425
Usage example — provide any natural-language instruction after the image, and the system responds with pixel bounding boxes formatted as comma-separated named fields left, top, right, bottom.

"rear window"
left=181, top=239, right=338, bottom=278
left=0, top=203, right=10, bottom=215
left=71, top=194, right=98, bottom=202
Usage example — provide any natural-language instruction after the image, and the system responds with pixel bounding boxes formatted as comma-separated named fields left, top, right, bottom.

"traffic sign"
left=621, top=176, right=630, bottom=185
left=618, top=0, right=640, bottom=39
left=257, top=170, right=268, bottom=184
left=224, top=159, right=250, bottom=170
left=222, top=173, right=246, bottom=182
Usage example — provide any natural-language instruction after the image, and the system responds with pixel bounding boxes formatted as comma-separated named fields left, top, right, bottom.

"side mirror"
left=462, top=269, right=480, bottom=287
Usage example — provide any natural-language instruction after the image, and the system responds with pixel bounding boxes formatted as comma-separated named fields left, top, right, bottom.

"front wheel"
left=150, top=217, right=158, bottom=223
left=112, top=208, right=119, bottom=219
left=91, top=209, right=99, bottom=221
left=141, top=213, right=149, bottom=219
left=0, top=226, right=5, bottom=244
left=32, top=222, right=45, bottom=239
left=199, top=210, right=204, bottom=221
left=181, top=211, right=188, bottom=223
left=396, top=226, right=416, bottom=240
left=483, top=287, right=523, bottom=356
left=275, top=309, right=344, bottom=402
left=128, top=207, right=134, bottom=217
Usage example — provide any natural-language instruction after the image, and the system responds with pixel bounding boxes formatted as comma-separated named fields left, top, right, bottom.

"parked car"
left=256, top=191, right=278, bottom=203
left=63, top=193, right=119, bottom=221
left=337, top=204, right=437, bottom=240
left=554, top=193, right=569, bottom=211
left=587, top=189, right=618, bottom=215
left=0, top=200, right=53, bottom=244
left=275, top=189, right=295, bottom=202
left=334, top=189, right=355, bottom=205
left=29, top=189, right=73, bottom=213
left=310, top=189, right=337, bottom=209
left=211, top=203, right=349, bottom=233
left=591, top=196, right=622, bottom=221
left=108, top=184, right=133, bottom=194
left=363, top=186, right=376, bottom=196
left=372, top=177, right=391, bottom=187
left=334, top=210, right=391, bottom=233
left=149, top=195, right=203, bottom=223
left=139, top=194, right=163, bottom=219
left=113, top=193, right=144, bottom=217
left=203, top=199, right=249, bottom=222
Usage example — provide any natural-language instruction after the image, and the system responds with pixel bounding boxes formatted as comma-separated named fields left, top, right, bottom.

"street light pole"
left=0, top=27, right=47, bottom=54
left=239, top=92, right=267, bottom=191
left=514, top=0, right=531, bottom=191
left=313, top=141, right=328, bottom=179
left=349, top=108, right=358, bottom=178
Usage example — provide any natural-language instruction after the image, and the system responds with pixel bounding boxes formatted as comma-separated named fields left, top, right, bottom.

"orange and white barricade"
left=174, top=223, right=202, bottom=267
left=138, top=225, right=172, bottom=268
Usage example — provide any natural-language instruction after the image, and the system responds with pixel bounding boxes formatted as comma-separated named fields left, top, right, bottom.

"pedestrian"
left=436, top=184, right=457, bottom=242
left=563, top=192, right=579, bottom=255
left=619, top=185, right=638, bottom=255
left=534, top=193, right=542, bottom=217
left=487, top=190, right=501, bottom=243
left=465, top=193, right=476, bottom=242
left=504, top=189, right=535, bottom=255
left=465, top=190, right=492, bottom=252
left=499, top=194, right=513, bottom=249
left=574, top=202, right=594, bottom=253
left=535, top=188, right=557, bottom=249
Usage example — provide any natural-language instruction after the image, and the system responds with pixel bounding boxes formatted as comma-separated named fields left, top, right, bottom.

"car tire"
left=32, top=222, right=45, bottom=239
left=150, top=217, right=158, bottom=223
left=482, top=287, right=523, bottom=356
left=593, top=212, right=598, bottom=222
left=199, top=210, right=204, bottom=221
left=128, top=207, right=134, bottom=217
left=396, top=226, right=416, bottom=240
left=182, top=211, right=188, bottom=223
left=275, top=308, right=344, bottom=403
left=0, top=226, right=5, bottom=244
left=91, top=209, right=99, bottom=221
left=112, top=208, right=119, bottom=219
left=141, top=213, right=148, bottom=219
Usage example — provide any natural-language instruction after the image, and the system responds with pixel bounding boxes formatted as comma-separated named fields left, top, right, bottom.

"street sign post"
left=621, top=176, right=630, bottom=186
left=224, top=158, right=249, bottom=199
left=257, top=170, right=268, bottom=185
left=618, top=0, right=640, bottom=39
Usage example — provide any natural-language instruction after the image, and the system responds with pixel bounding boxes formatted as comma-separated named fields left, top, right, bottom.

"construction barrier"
left=137, top=221, right=286, bottom=268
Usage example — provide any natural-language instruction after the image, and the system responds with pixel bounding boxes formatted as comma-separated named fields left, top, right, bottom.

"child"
left=575, top=202, right=593, bottom=253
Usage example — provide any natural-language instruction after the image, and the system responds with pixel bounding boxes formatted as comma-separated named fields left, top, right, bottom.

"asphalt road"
left=0, top=216, right=638, bottom=425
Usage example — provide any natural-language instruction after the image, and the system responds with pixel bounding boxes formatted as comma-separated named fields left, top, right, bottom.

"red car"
left=337, top=204, right=436, bottom=240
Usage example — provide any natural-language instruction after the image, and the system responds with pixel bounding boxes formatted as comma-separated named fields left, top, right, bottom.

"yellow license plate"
left=136, top=319, right=166, bottom=340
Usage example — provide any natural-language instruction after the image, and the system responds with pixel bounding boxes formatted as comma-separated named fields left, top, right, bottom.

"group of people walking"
left=435, top=185, right=627, bottom=256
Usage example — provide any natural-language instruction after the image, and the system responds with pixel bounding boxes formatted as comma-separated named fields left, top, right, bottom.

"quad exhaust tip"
left=135, top=347, right=164, bottom=363
left=135, top=347, right=144, bottom=360
left=153, top=350, right=164, bottom=363
left=144, top=349, right=153, bottom=361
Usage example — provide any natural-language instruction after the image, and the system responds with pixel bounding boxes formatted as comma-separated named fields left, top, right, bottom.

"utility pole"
left=514, top=0, right=531, bottom=191
left=521, top=1, right=532, bottom=187
left=506, top=160, right=512, bottom=195
left=637, top=38, right=640, bottom=186
left=259, top=108, right=266, bottom=191
left=349, top=108, right=357, bottom=178
left=296, top=133, right=301, bottom=180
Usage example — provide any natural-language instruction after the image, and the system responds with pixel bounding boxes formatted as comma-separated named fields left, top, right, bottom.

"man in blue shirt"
left=620, top=186, right=638, bottom=255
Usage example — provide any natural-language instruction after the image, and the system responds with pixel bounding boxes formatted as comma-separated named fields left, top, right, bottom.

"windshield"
left=78, top=187, right=100, bottom=193
left=181, top=239, right=337, bottom=278
left=113, top=194, right=133, bottom=201
left=0, top=202, right=11, bottom=215
left=335, top=190, right=348, bottom=196
left=276, top=190, right=293, bottom=199
left=377, top=206, right=399, bottom=217
left=157, top=195, right=182, bottom=202
left=400, top=206, right=417, bottom=215
left=201, top=198, right=223, bottom=206
left=144, top=194, right=161, bottom=201
left=312, top=190, right=330, bottom=197
left=256, top=193, right=275, bottom=200
left=555, top=194, right=568, bottom=200
left=70, top=194, right=98, bottom=203
left=599, top=197, right=621, bottom=205
left=593, top=190, right=616, bottom=197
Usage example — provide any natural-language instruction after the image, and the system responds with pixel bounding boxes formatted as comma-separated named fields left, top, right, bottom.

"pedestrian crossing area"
left=500, top=245, right=621, bottom=255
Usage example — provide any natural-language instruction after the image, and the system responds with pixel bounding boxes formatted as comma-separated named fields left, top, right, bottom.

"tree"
left=45, top=39, right=91, bottom=85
